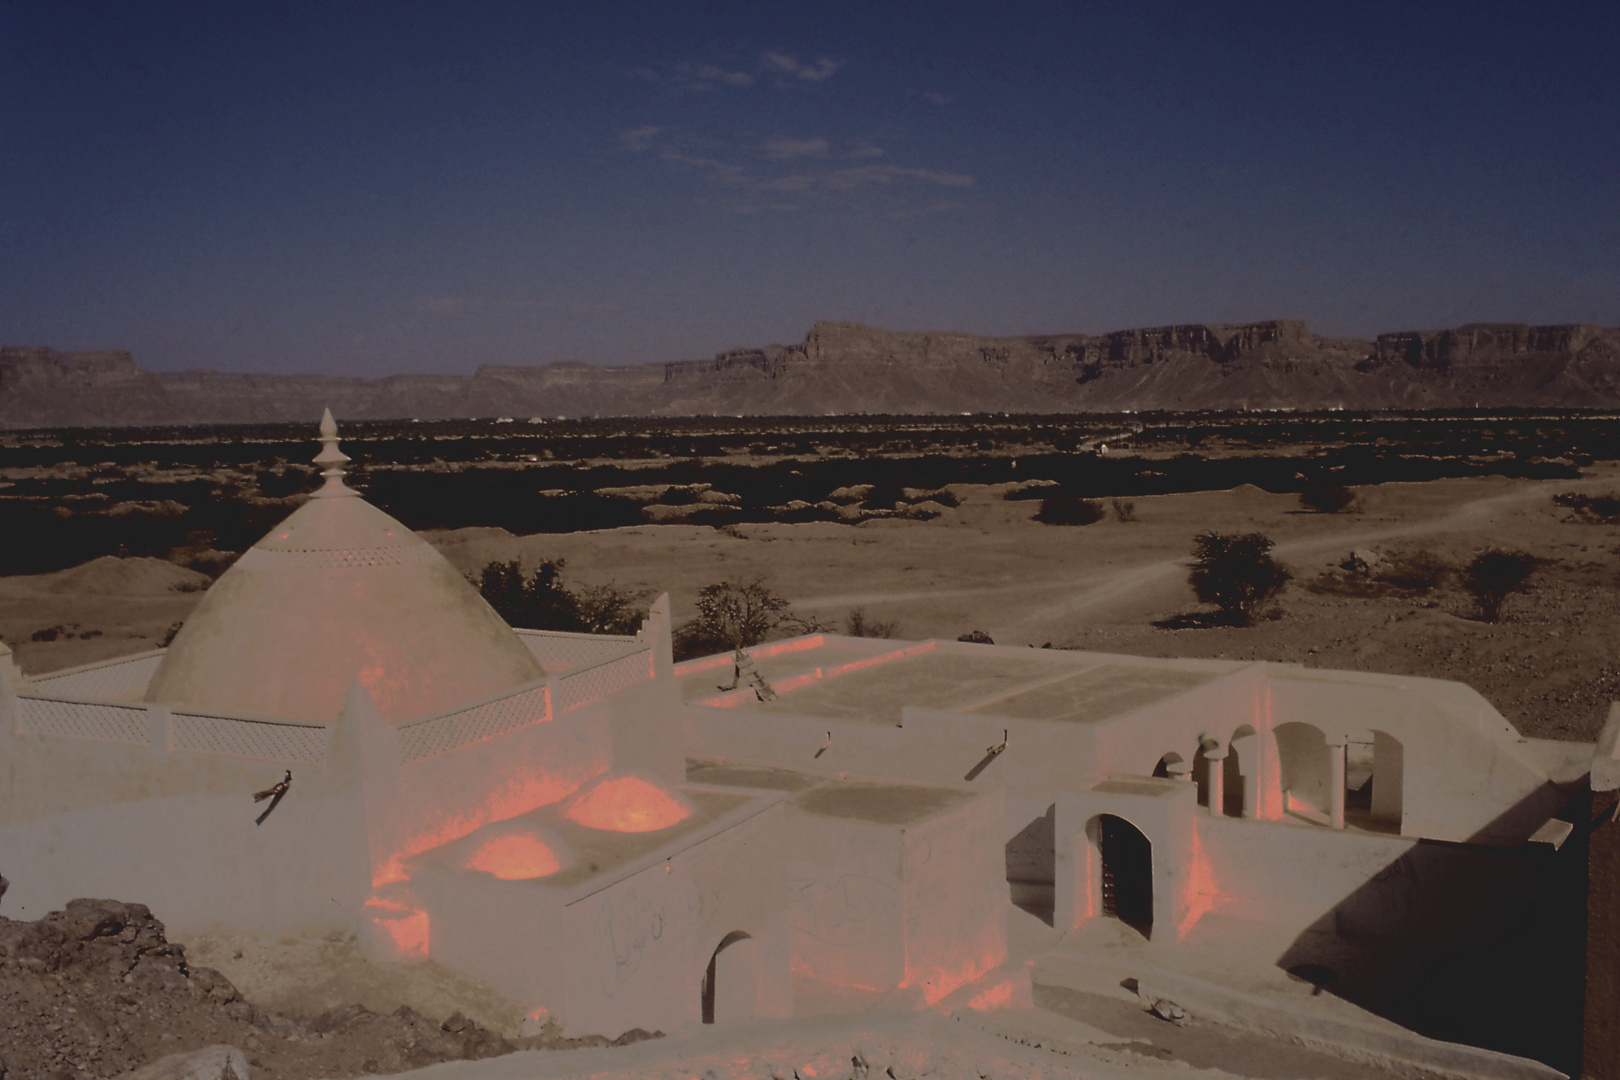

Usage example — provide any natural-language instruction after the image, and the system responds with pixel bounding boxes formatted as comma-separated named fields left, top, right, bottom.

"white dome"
left=144, top=414, right=544, bottom=723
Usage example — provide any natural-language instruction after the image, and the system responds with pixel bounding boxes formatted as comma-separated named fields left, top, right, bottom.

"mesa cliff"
left=5, top=319, right=1620, bottom=428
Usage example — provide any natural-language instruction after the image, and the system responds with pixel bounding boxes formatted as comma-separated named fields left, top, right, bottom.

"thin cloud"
left=762, top=51, right=842, bottom=83
left=763, top=136, right=830, bottom=160
left=822, top=164, right=975, bottom=190
left=920, top=90, right=953, bottom=106
left=848, top=145, right=886, bottom=159
left=620, top=126, right=663, bottom=152
left=674, top=61, right=755, bottom=90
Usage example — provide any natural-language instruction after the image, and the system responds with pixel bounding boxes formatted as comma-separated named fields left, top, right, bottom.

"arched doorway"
left=1274, top=722, right=1330, bottom=822
left=700, top=931, right=755, bottom=1024
left=1096, top=814, right=1153, bottom=938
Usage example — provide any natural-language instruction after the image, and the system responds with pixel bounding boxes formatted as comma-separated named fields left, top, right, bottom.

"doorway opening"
left=1098, top=814, right=1153, bottom=938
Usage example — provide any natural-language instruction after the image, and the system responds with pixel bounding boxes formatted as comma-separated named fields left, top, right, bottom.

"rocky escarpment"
left=5, top=319, right=1620, bottom=428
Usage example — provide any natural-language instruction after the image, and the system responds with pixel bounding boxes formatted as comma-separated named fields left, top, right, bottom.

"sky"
left=2, top=1, right=1617, bottom=376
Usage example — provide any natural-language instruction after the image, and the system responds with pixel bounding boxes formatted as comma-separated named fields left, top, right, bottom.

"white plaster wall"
left=784, top=808, right=907, bottom=992
left=0, top=717, right=368, bottom=934
left=1189, top=815, right=1555, bottom=943
left=563, top=801, right=790, bottom=1036
left=898, top=790, right=1008, bottom=1003
left=407, top=871, right=567, bottom=1010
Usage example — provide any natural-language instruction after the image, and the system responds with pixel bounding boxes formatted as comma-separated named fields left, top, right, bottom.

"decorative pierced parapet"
left=169, top=710, right=329, bottom=764
left=513, top=630, right=640, bottom=674
left=16, top=696, right=150, bottom=747
left=32, top=652, right=165, bottom=701
left=398, top=680, right=552, bottom=764
left=552, top=648, right=655, bottom=715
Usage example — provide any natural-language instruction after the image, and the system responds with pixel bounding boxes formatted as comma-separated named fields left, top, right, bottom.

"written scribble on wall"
left=592, top=886, right=666, bottom=997
left=788, top=874, right=900, bottom=946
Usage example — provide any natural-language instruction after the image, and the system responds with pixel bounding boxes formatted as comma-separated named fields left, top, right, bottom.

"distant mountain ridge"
left=5, top=319, right=1620, bottom=428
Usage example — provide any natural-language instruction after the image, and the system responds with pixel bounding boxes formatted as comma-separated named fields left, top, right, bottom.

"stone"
left=118, top=1044, right=249, bottom=1080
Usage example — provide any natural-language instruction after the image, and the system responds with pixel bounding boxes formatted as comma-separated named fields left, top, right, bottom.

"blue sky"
left=2, top=1, right=1616, bottom=375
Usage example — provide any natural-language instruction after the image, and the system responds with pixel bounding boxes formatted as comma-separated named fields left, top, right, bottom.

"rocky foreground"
left=6, top=319, right=1620, bottom=428
left=0, top=899, right=654, bottom=1080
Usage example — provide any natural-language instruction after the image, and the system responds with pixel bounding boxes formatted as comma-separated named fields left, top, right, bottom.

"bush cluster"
left=474, top=560, right=646, bottom=635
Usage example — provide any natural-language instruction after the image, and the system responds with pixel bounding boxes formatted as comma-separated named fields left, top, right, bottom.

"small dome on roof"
left=144, top=411, right=545, bottom=722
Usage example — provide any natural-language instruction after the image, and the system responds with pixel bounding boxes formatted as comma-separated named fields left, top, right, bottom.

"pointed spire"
left=311, top=407, right=358, bottom=499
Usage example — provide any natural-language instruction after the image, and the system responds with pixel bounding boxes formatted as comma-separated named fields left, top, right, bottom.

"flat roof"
left=684, top=637, right=1235, bottom=728
left=410, top=787, right=758, bottom=890
left=968, top=664, right=1215, bottom=724
left=686, top=759, right=977, bottom=828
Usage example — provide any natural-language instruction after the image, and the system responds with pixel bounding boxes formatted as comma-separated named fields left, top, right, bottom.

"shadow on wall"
left=1273, top=780, right=1591, bottom=1076
left=1005, top=805, right=1055, bottom=927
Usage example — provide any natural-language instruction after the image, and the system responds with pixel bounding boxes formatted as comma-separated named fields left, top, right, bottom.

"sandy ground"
left=6, top=467, right=1618, bottom=740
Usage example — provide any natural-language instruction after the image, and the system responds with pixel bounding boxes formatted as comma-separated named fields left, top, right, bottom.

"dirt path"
left=787, top=482, right=1559, bottom=642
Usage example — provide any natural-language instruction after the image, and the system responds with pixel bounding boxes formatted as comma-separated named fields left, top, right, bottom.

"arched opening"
left=1345, top=729, right=1404, bottom=832
left=1226, top=725, right=1258, bottom=818
left=1096, top=814, right=1152, bottom=938
left=1005, top=804, right=1055, bottom=925
left=700, top=930, right=755, bottom=1024
left=1274, top=722, right=1331, bottom=823
left=1151, top=752, right=1185, bottom=779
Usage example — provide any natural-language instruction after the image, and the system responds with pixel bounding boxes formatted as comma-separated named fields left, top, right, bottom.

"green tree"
left=1460, top=549, right=1539, bottom=622
left=476, top=559, right=581, bottom=631
left=1189, top=532, right=1291, bottom=625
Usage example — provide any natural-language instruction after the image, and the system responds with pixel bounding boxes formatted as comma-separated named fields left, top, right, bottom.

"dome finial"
left=311, top=407, right=357, bottom=499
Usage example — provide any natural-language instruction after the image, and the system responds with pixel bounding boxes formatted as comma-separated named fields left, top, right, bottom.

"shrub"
left=660, top=485, right=700, bottom=506
left=1188, top=532, right=1291, bottom=625
left=475, top=559, right=581, bottom=631
left=575, top=582, right=651, bottom=636
left=673, top=579, right=792, bottom=660
left=1460, top=549, right=1539, bottom=622
left=845, top=607, right=900, bottom=638
left=861, top=481, right=910, bottom=511
left=1554, top=491, right=1620, bottom=523
left=1034, top=493, right=1105, bottom=526
left=474, top=558, right=648, bottom=635
left=1300, top=484, right=1356, bottom=513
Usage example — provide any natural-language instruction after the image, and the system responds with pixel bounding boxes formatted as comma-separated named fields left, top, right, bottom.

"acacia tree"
left=1461, top=549, right=1539, bottom=622
left=1188, top=532, right=1291, bottom=625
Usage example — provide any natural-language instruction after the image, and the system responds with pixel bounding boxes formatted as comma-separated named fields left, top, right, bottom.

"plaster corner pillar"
left=147, top=704, right=172, bottom=756
left=1326, top=736, right=1348, bottom=829
left=1204, top=747, right=1228, bottom=817
left=1166, top=759, right=1192, bottom=783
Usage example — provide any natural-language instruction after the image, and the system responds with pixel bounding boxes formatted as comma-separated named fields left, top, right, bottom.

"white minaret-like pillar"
left=1165, top=758, right=1192, bottom=783
left=1327, top=735, right=1348, bottom=829
left=312, top=408, right=359, bottom=499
